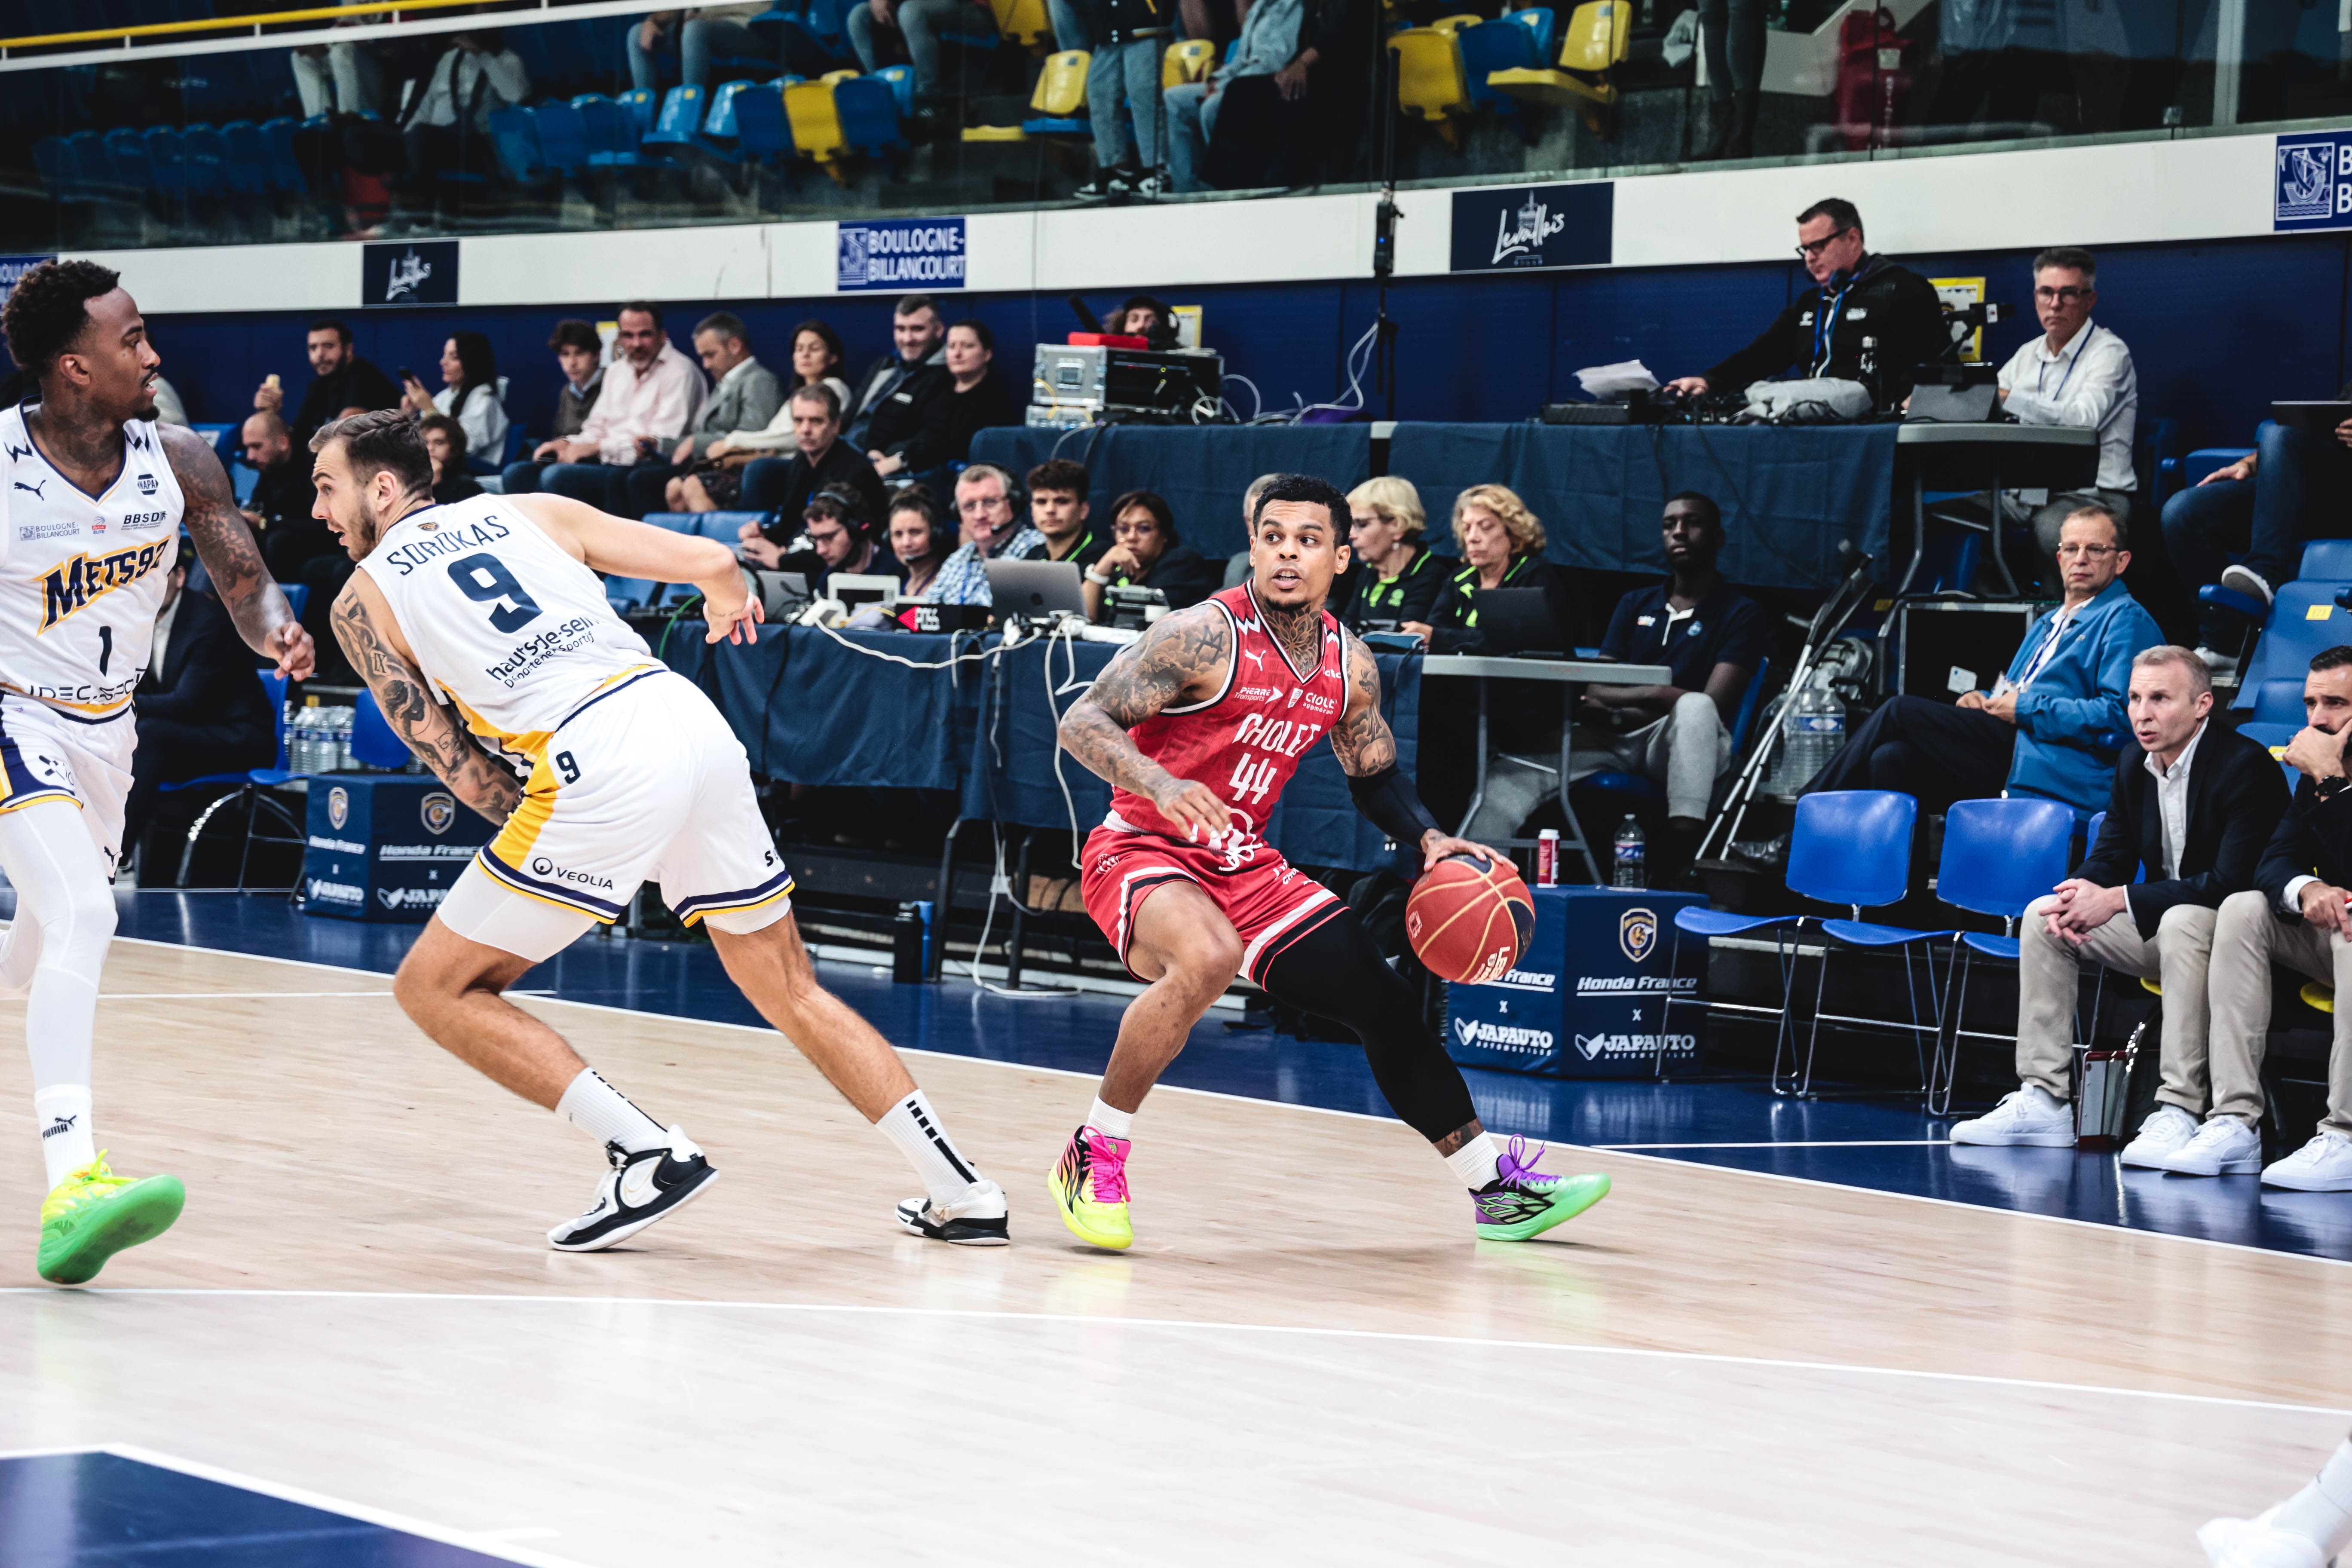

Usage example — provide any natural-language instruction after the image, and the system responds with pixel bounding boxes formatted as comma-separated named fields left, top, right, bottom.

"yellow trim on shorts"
left=677, top=879, right=796, bottom=928
left=486, top=752, right=559, bottom=868
left=0, top=788, right=79, bottom=816
left=442, top=687, right=552, bottom=768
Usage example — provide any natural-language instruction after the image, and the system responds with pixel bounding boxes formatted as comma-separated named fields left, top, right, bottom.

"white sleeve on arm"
left=2004, top=331, right=2132, bottom=431
left=2286, top=873, right=2319, bottom=914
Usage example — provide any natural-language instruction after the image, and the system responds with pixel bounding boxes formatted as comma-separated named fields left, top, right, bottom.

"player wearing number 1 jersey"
left=0, top=262, right=315, bottom=1284
left=315, top=410, right=1008, bottom=1251
left=1053, top=473, right=1610, bottom=1251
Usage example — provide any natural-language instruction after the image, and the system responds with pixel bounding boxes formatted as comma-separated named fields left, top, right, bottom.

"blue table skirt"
left=670, top=625, right=1423, bottom=873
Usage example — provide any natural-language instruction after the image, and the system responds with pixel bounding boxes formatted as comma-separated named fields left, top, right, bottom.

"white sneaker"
left=2261, top=1128, right=2352, bottom=1191
left=894, top=1177, right=1010, bottom=1245
left=2221, top=564, right=2277, bottom=608
left=2119, top=1102, right=2202, bottom=1169
left=2193, top=646, right=2242, bottom=682
left=2162, top=1115, right=2264, bottom=1176
left=2199, top=1510, right=2326, bottom=1568
left=546, top=1126, right=720, bottom=1251
left=1949, top=1085, right=2075, bottom=1147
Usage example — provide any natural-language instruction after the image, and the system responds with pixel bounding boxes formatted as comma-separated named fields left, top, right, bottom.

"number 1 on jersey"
left=97, top=624, right=111, bottom=676
left=447, top=552, right=545, bottom=634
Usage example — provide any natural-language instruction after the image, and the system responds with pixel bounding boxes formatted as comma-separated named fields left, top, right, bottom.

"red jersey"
left=1107, top=583, right=1348, bottom=867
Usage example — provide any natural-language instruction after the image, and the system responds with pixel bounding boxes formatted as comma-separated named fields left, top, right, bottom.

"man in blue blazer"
left=1803, top=504, right=2161, bottom=816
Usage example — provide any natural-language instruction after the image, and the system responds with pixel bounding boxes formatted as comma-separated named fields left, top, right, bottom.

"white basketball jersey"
left=358, top=493, right=655, bottom=766
left=0, top=401, right=182, bottom=717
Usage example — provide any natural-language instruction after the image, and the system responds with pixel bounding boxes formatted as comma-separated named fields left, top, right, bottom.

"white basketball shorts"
left=0, top=691, right=136, bottom=871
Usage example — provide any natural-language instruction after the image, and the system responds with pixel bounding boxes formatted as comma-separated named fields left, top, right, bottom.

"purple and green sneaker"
left=1470, top=1137, right=1610, bottom=1241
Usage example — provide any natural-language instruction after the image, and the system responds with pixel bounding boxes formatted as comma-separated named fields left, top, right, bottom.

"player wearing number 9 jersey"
left=0, top=261, right=315, bottom=1285
left=1051, top=474, right=1611, bottom=1252
left=315, top=410, right=1008, bottom=1252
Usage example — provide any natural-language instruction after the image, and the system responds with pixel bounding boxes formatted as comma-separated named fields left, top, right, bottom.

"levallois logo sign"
left=838, top=217, right=966, bottom=291
left=1449, top=182, right=1612, bottom=272
left=2275, top=132, right=2352, bottom=231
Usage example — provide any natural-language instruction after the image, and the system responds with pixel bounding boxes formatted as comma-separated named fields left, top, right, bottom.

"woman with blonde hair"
left=1340, top=475, right=1446, bottom=634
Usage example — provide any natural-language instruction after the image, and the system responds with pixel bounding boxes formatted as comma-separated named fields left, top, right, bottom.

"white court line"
left=6, top=1287, right=2344, bottom=1420
left=1596, top=1139, right=1954, bottom=1149
left=101, top=934, right=2352, bottom=1272
left=76, top=989, right=551, bottom=1001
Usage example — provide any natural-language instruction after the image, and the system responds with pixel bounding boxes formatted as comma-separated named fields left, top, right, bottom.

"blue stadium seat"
left=32, top=137, right=80, bottom=203
left=489, top=106, right=548, bottom=181
left=572, top=94, right=644, bottom=167
left=875, top=63, right=916, bottom=117
left=102, top=128, right=153, bottom=194
left=640, top=83, right=707, bottom=157
left=350, top=689, right=411, bottom=770
left=140, top=128, right=189, bottom=204
left=1504, top=6, right=1558, bottom=60
left=1456, top=17, right=1541, bottom=110
left=2240, top=579, right=2352, bottom=696
left=833, top=74, right=906, bottom=154
left=65, top=132, right=128, bottom=199
left=180, top=122, right=230, bottom=196
left=617, top=86, right=660, bottom=141
left=219, top=120, right=270, bottom=195
left=257, top=116, right=306, bottom=192
left=730, top=82, right=793, bottom=162
left=2250, top=677, right=2306, bottom=727
left=2300, top=538, right=2352, bottom=582
left=533, top=99, right=593, bottom=175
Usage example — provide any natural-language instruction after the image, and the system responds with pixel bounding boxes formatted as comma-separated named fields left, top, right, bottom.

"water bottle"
left=1801, top=684, right=1847, bottom=781
left=1613, top=816, right=1646, bottom=889
left=290, top=706, right=321, bottom=774
left=328, top=706, right=355, bottom=772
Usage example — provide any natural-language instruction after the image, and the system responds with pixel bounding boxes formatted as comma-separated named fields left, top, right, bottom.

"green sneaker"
left=37, top=1154, right=185, bottom=1285
left=1470, top=1137, right=1610, bottom=1241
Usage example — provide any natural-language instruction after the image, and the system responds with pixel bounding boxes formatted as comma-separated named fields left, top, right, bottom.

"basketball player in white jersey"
left=311, top=410, right=1007, bottom=1250
left=0, top=260, right=315, bottom=1283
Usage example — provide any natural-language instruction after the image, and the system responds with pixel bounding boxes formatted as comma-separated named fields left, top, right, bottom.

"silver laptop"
left=984, top=557, right=1087, bottom=616
left=829, top=572, right=901, bottom=608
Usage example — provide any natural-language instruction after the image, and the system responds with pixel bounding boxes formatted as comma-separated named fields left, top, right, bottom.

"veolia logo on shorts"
left=1619, top=906, right=1657, bottom=964
left=420, top=792, right=456, bottom=835
left=530, top=855, right=616, bottom=891
left=326, top=786, right=350, bottom=830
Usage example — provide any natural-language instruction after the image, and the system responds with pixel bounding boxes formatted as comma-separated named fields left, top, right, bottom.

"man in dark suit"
left=1952, top=646, right=2288, bottom=1156
left=124, top=558, right=281, bottom=867
left=736, top=386, right=888, bottom=564
left=2202, top=645, right=2352, bottom=1192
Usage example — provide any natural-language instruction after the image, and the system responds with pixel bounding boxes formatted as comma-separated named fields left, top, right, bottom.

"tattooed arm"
left=1330, top=631, right=1502, bottom=872
left=1057, top=602, right=1235, bottom=840
left=161, top=422, right=315, bottom=680
left=331, top=572, right=522, bottom=824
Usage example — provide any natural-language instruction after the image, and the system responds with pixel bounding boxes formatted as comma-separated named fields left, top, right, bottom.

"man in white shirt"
left=397, top=31, right=530, bottom=210
left=1951, top=646, right=2287, bottom=1152
left=510, top=301, right=706, bottom=511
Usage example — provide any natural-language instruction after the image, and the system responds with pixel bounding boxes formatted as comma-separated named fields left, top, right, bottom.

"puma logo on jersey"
left=1240, top=649, right=1267, bottom=671
left=40, top=540, right=172, bottom=631
left=13, top=479, right=44, bottom=500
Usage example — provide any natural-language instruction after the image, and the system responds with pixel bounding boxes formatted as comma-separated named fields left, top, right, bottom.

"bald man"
left=241, top=410, right=330, bottom=580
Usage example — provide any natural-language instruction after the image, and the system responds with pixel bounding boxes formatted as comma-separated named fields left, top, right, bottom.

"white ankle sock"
left=2273, top=1439, right=2352, bottom=1554
left=877, top=1089, right=984, bottom=1205
left=1087, top=1096, right=1133, bottom=1142
left=1443, top=1133, right=1503, bottom=1190
left=555, top=1069, right=667, bottom=1155
left=34, top=1084, right=94, bottom=1188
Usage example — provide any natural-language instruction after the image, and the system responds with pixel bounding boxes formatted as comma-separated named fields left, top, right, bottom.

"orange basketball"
left=1404, top=854, right=1535, bottom=983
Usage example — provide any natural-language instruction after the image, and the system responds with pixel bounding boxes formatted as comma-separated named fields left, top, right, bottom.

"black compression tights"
left=1259, top=907, right=1479, bottom=1145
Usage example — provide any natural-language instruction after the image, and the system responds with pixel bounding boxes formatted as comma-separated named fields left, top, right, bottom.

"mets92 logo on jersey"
left=38, top=541, right=172, bottom=631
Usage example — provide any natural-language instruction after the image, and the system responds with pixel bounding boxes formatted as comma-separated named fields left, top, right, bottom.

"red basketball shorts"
left=1079, top=824, right=1344, bottom=984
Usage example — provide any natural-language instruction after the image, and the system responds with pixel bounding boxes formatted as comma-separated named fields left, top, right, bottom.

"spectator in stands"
left=240, top=413, right=330, bottom=582
left=290, top=0, right=385, bottom=119
left=546, top=318, right=605, bottom=442
left=395, top=31, right=530, bottom=208
left=1797, top=505, right=2159, bottom=823
left=848, top=0, right=993, bottom=121
left=1930, top=246, right=2138, bottom=594
left=506, top=301, right=704, bottom=510
left=2165, top=392, right=2352, bottom=680
left=862, top=319, right=1017, bottom=479
left=2196, top=646, right=2352, bottom=1191
left=625, top=310, right=783, bottom=518
left=930, top=465, right=1046, bottom=605
left=1950, top=645, right=2288, bottom=1156
left=123, top=558, right=279, bottom=867
left=890, top=487, right=955, bottom=601
left=1082, top=490, right=1220, bottom=622
left=1405, top=485, right=1573, bottom=653
left=1164, top=0, right=1304, bottom=194
left=1017, top=458, right=1109, bottom=570
left=399, top=330, right=510, bottom=472
left=420, top=414, right=484, bottom=506
left=1663, top=198, right=1948, bottom=410
left=777, top=485, right=899, bottom=595
left=843, top=296, right=948, bottom=450
left=732, top=386, right=890, bottom=562
left=1267, top=0, right=1373, bottom=187
left=1071, top=0, right=1171, bottom=202
left=1110, top=294, right=1177, bottom=346
left=257, top=318, right=399, bottom=449
left=1338, top=476, right=1442, bottom=633
left=1694, top=0, right=1764, bottom=159
left=1562, top=493, right=1767, bottom=877
left=629, top=7, right=780, bottom=92
left=789, top=318, right=855, bottom=420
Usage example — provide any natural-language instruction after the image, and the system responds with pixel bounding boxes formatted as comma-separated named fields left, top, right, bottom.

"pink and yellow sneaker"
left=1049, top=1126, right=1132, bottom=1250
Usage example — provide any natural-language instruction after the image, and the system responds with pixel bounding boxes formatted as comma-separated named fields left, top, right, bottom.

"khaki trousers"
left=2015, top=894, right=2216, bottom=1113
left=2208, top=889, right=2352, bottom=1135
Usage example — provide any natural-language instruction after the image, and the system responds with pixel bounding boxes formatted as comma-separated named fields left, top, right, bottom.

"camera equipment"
left=1030, top=342, right=1225, bottom=425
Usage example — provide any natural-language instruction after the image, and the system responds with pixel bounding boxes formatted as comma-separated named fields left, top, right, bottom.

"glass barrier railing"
left=0, top=0, right=2343, bottom=251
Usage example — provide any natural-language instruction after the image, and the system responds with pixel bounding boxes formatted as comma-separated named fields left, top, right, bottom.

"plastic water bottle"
left=1772, top=682, right=1848, bottom=794
left=1613, top=816, right=1646, bottom=889
left=328, top=705, right=355, bottom=772
left=289, top=706, right=322, bottom=774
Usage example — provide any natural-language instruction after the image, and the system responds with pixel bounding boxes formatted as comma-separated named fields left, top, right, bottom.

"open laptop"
left=828, top=572, right=900, bottom=609
left=985, top=558, right=1087, bottom=617
left=1471, top=587, right=1568, bottom=657
left=749, top=570, right=810, bottom=621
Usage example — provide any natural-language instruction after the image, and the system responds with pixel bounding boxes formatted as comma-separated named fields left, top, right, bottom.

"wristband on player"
left=1347, top=763, right=1440, bottom=848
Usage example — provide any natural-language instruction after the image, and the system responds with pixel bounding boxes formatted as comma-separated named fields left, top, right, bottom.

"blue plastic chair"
left=167, top=669, right=303, bottom=889
left=617, top=87, right=661, bottom=141
left=1457, top=17, right=1541, bottom=110
left=874, top=64, right=917, bottom=117
left=489, top=106, right=548, bottom=181
left=1932, top=797, right=2078, bottom=1112
left=218, top=120, right=270, bottom=195
left=572, top=95, right=644, bottom=167
left=2238, top=579, right=2352, bottom=696
left=834, top=74, right=907, bottom=155
left=640, top=84, right=707, bottom=159
left=1586, top=656, right=1770, bottom=805
left=258, top=116, right=307, bottom=192
left=350, top=689, right=412, bottom=770
left=180, top=123, right=229, bottom=196
left=102, top=128, right=153, bottom=194
left=280, top=582, right=309, bottom=624
left=534, top=100, right=594, bottom=175
left=731, top=82, right=794, bottom=163
left=2249, top=677, right=2306, bottom=727
left=1505, top=5, right=1557, bottom=59
left=2301, top=538, right=2352, bottom=582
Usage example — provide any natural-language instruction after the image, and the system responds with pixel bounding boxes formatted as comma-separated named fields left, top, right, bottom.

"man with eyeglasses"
left=1934, top=245, right=2138, bottom=594
left=1663, top=197, right=1947, bottom=410
left=1783, top=504, right=2159, bottom=839
left=928, top=464, right=1045, bottom=605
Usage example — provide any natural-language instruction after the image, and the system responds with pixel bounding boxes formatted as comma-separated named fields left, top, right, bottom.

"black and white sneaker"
left=1072, top=168, right=1128, bottom=204
left=894, top=1178, right=1010, bottom=1245
left=546, top=1127, right=720, bottom=1252
left=1120, top=166, right=1168, bottom=200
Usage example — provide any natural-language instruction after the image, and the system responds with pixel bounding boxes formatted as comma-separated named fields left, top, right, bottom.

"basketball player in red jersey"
left=1054, top=473, right=1611, bottom=1250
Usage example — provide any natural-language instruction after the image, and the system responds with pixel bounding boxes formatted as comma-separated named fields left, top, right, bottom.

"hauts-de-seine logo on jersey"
left=1619, top=906, right=1658, bottom=964
left=327, top=785, right=351, bottom=830
left=420, top=792, right=456, bottom=834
